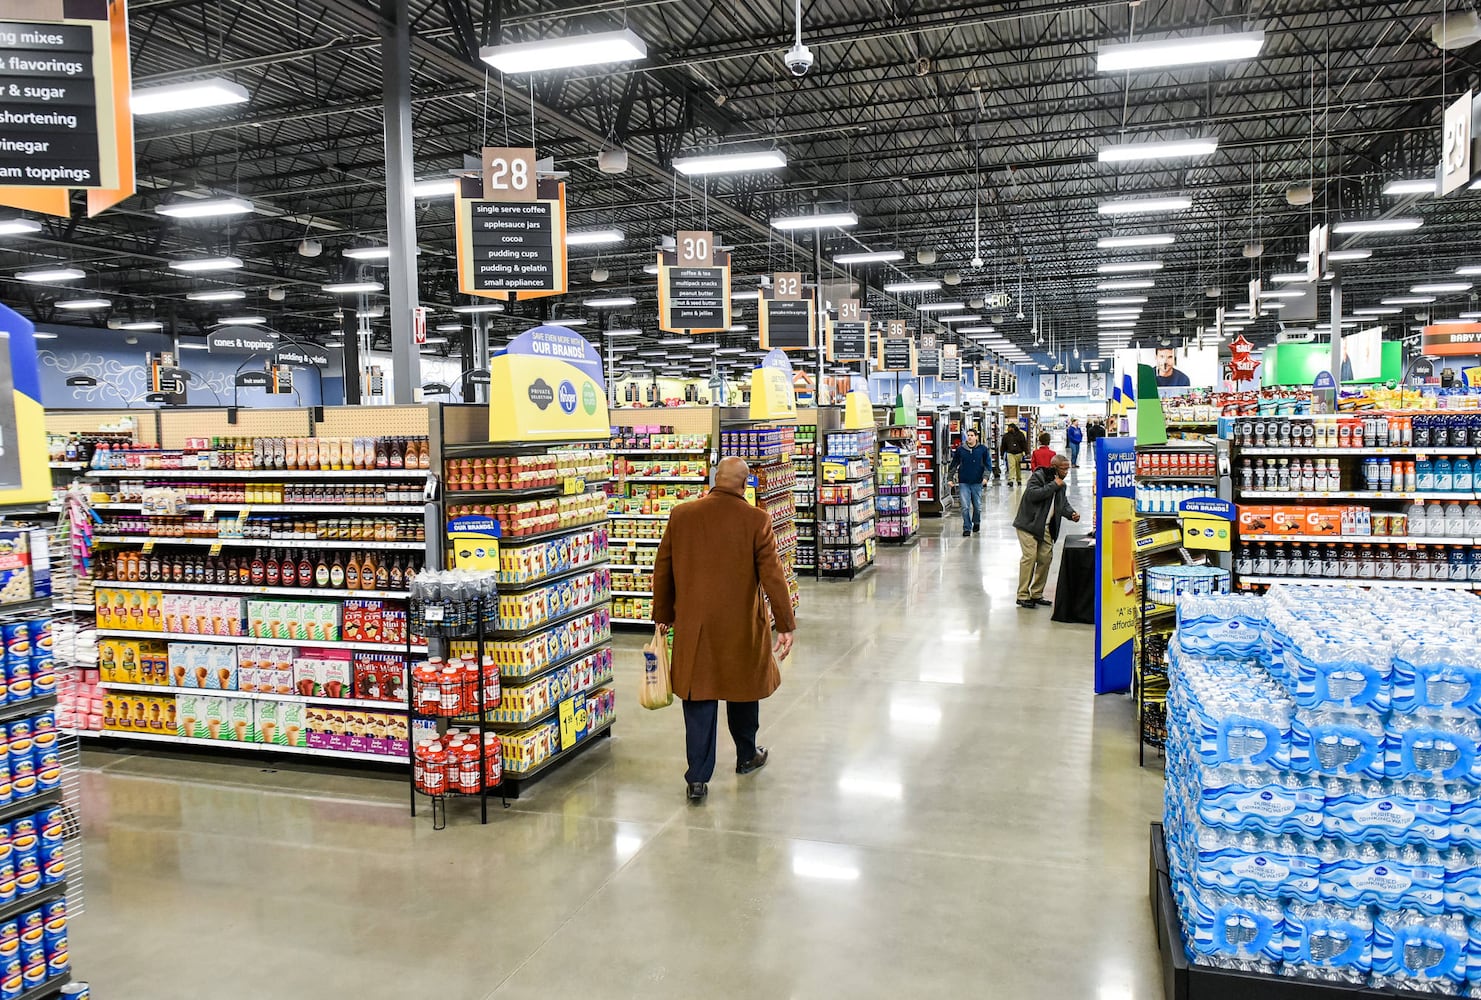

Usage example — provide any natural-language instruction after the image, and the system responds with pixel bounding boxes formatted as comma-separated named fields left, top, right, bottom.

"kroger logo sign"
left=557, top=380, right=577, bottom=414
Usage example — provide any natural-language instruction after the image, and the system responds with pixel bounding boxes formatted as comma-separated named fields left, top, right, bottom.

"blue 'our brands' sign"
left=1180, top=497, right=1235, bottom=519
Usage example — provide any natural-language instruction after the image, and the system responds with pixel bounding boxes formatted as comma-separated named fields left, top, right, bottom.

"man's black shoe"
left=1017, top=599, right=1038, bottom=609
left=1034, top=598, right=1053, bottom=607
left=687, top=781, right=708, bottom=803
left=737, top=748, right=769, bottom=775
left=962, top=530, right=971, bottom=537
left=972, top=524, right=980, bottom=533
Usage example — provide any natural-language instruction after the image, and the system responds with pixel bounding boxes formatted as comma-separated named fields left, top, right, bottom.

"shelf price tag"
left=209, top=543, right=223, bottom=557
left=558, top=695, right=588, bottom=750
left=563, top=476, right=585, bottom=496
left=142, top=540, right=155, bottom=554
left=202, top=506, right=215, bottom=521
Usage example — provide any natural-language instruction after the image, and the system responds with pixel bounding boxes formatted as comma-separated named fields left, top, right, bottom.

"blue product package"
left=15, top=912, right=39, bottom=949
left=0, top=965, right=20, bottom=1000
left=13, top=852, right=39, bottom=898
left=1321, top=846, right=1446, bottom=913
left=1323, top=781, right=1450, bottom=848
left=29, top=714, right=52, bottom=738
left=0, top=627, right=28, bottom=666
left=20, top=946, right=44, bottom=988
left=1290, top=709, right=1386, bottom=778
left=44, top=947, right=66, bottom=980
left=1372, top=909, right=1468, bottom=991
left=39, top=900, right=62, bottom=936
left=34, top=811, right=59, bottom=850
left=1284, top=900, right=1372, bottom=983
left=32, top=748, right=58, bottom=794
left=40, top=928, right=63, bottom=955
left=24, top=623, right=48, bottom=662
left=28, top=670, right=53, bottom=699
left=1386, top=715, right=1481, bottom=782
left=38, top=843, right=63, bottom=886
left=0, top=862, right=17, bottom=905
left=1187, top=890, right=1284, bottom=968
left=3, top=660, right=30, bottom=706
left=11, top=817, right=36, bottom=857
left=0, top=920, right=17, bottom=959
left=1196, top=767, right=1324, bottom=838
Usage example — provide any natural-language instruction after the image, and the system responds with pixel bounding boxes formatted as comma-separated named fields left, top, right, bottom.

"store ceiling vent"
left=1434, top=12, right=1481, bottom=50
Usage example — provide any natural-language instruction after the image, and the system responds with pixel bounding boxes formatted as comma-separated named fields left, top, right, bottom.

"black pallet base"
left=1149, top=823, right=1440, bottom=1000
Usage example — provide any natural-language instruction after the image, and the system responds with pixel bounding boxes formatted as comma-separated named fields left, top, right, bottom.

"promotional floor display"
left=819, top=428, right=876, bottom=577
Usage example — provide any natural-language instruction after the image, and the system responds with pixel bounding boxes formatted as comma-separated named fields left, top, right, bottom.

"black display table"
left=1051, top=533, right=1096, bottom=624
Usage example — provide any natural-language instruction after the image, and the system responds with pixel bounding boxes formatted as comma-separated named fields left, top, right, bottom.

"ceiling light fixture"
left=1097, top=260, right=1164, bottom=274
left=412, top=177, right=458, bottom=198
left=55, top=298, right=110, bottom=310
left=1258, top=289, right=1309, bottom=299
left=882, top=280, right=942, bottom=293
left=480, top=27, right=647, bottom=74
left=1270, top=273, right=1310, bottom=284
left=186, top=289, right=246, bottom=302
left=1096, top=279, right=1154, bottom=291
left=916, top=302, right=966, bottom=312
left=1382, top=179, right=1437, bottom=196
left=216, top=315, right=266, bottom=326
left=0, top=220, right=41, bottom=237
left=1353, top=306, right=1402, bottom=315
left=118, top=320, right=164, bottom=331
left=435, top=322, right=462, bottom=332
left=1332, top=218, right=1423, bottom=234
left=937, top=314, right=983, bottom=323
left=583, top=296, right=637, bottom=308
left=770, top=211, right=859, bottom=231
left=1098, top=296, right=1148, bottom=306
left=1097, top=196, right=1192, bottom=215
left=834, top=249, right=905, bottom=265
left=566, top=229, right=625, bottom=246
left=450, top=303, right=505, bottom=314
left=131, top=77, right=250, bottom=115
left=730, top=291, right=761, bottom=301
left=1412, top=282, right=1473, bottom=294
left=155, top=197, right=254, bottom=219
left=15, top=267, right=83, bottom=282
left=322, top=280, right=384, bottom=294
left=957, top=326, right=997, bottom=334
left=169, top=256, right=243, bottom=273
left=1096, top=233, right=1175, bottom=249
left=1096, top=30, right=1265, bottom=72
left=1382, top=296, right=1437, bottom=305
left=1297, top=249, right=1373, bottom=262
left=1097, top=138, right=1218, bottom=162
left=344, top=246, right=405, bottom=260
left=673, top=150, right=786, bottom=175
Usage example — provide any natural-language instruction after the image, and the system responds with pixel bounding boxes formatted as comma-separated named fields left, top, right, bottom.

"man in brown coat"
left=652, top=456, right=796, bottom=803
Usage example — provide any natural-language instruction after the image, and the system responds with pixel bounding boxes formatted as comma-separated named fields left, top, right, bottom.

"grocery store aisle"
left=69, top=462, right=1167, bottom=999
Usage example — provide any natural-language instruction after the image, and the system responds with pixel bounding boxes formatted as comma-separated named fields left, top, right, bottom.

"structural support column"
left=1329, top=268, right=1343, bottom=387
left=341, top=306, right=361, bottom=404
left=381, top=0, right=420, bottom=403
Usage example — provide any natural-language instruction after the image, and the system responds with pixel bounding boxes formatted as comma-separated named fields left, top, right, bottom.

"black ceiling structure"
left=4, top=0, right=1481, bottom=378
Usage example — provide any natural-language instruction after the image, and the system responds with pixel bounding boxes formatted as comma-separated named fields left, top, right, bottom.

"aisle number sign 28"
left=482, top=147, right=536, bottom=202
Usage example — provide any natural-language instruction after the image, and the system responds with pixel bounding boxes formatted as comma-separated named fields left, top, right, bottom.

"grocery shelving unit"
left=819, top=428, right=877, bottom=578
left=74, top=405, right=432, bottom=765
left=1229, top=412, right=1481, bottom=591
left=793, top=423, right=817, bottom=571
left=727, top=421, right=801, bottom=617
left=914, top=409, right=950, bottom=516
left=433, top=404, right=616, bottom=797
left=605, top=407, right=715, bottom=625
left=876, top=428, right=918, bottom=543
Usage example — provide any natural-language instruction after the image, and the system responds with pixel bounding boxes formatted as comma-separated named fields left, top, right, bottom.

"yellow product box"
left=101, top=693, right=123, bottom=730
left=93, top=588, right=113, bottom=629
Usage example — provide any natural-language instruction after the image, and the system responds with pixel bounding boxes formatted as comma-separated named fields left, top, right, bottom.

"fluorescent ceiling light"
left=186, top=289, right=245, bottom=302
left=1434, top=317, right=1473, bottom=325
left=1270, top=273, right=1310, bottom=283
left=423, top=336, right=448, bottom=345
left=727, top=324, right=750, bottom=332
left=0, top=220, right=41, bottom=237
left=1353, top=306, right=1402, bottom=315
left=55, top=298, right=110, bottom=310
left=435, top=322, right=462, bottom=332
left=916, top=302, right=965, bottom=312
left=480, top=27, right=647, bottom=74
left=731, top=290, right=760, bottom=301
left=715, top=346, right=746, bottom=355
left=1097, top=260, right=1163, bottom=274
left=1097, top=138, right=1218, bottom=162
left=834, top=249, right=905, bottom=265
left=583, top=296, right=636, bottom=308
left=1264, top=302, right=1287, bottom=310
left=566, top=229, right=624, bottom=246
left=1382, top=296, right=1436, bottom=305
left=673, top=150, right=786, bottom=175
left=883, top=280, right=941, bottom=293
left=1332, top=218, right=1422, bottom=234
left=131, top=77, right=250, bottom=115
left=1096, top=234, right=1174, bottom=249
left=412, top=177, right=458, bottom=198
left=155, top=197, right=254, bottom=219
left=216, top=315, right=266, bottom=325
left=169, top=256, right=242, bottom=272
left=642, top=263, right=660, bottom=275
left=176, top=341, right=209, bottom=350
left=1456, top=265, right=1481, bottom=276
left=1096, top=279, right=1154, bottom=291
left=1412, top=282, right=1473, bottom=294
left=1098, top=196, right=1191, bottom=215
left=1097, top=30, right=1265, bottom=72
left=1297, top=249, right=1373, bottom=262
left=937, top=314, right=982, bottom=323
left=547, top=317, right=587, bottom=326
left=770, top=211, right=858, bottom=231
left=604, top=328, right=642, bottom=339
left=322, top=280, right=383, bottom=294
left=1099, top=321, right=1138, bottom=328
left=957, top=326, right=997, bottom=334
left=118, top=321, right=163, bottom=331
left=657, top=337, right=690, bottom=346
left=451, top=303, right=504, bottom=314
left=1259, top=289, right=1308, bottom=299
left=1382, top=179, right=1436, bottom=196
left=16, top=267, right=83, bottom=282
left=687, top=342, right=719, bottom=351
left=1098, top=296, right=1147, bottom=306
left=344, top=246, right=410, bottom=260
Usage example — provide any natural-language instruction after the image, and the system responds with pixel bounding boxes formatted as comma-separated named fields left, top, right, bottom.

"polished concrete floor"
left=69, top=463, right=1167, bottom=999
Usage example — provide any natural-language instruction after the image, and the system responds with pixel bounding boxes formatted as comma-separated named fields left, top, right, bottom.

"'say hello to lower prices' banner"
left=1095, top=436, right=1136, bottom=694
left=488, top=325, right=609, bottom=442
left=0, top=4, right=136, bottom=218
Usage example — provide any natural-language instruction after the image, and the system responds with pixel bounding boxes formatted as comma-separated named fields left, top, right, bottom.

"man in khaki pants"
left=1012, top=453, right=1079, bottom=609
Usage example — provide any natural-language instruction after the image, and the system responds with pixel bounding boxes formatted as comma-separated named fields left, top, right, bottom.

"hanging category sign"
left=0, top=3, right=135, bottom=219
left=878, top=337, right=915, bottom=373
left=207, top=327, right=277, bottom=355
left=454, top=146, right=567, bottom=300
left=917, top=330, right=940, bottom=377
left=758, top=271, right=815, bottom=350
left=827, top=298, right=868, bottom=361
left=657, top=229, right=730, bottom=334
left=1422, top=322, right=1481, bottom=357
left=939, top=343, right=960, bottom=382
left=0, top=303, right=47, bottom=503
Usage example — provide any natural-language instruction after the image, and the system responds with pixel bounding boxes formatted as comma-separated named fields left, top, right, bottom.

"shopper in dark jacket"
left=948, top=429, right=991, bottom=536
left=1086, top=420, right=1106, bottom=464
left=1066, top=419, right=1084, bottom=467
left=1000, top=424, right=1029, bottom=486
left=1012, top=454, right=1080, bottom=609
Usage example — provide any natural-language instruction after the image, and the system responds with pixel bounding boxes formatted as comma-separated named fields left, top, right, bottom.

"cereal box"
left=205, top=645, right=237, bottom=690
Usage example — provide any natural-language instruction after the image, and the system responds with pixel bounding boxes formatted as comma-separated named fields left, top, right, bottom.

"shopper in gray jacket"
left=1011, top=454, right=1080, bottom=609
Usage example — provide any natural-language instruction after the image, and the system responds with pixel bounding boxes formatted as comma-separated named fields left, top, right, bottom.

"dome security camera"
left=786, top=41, right=813, bottom=77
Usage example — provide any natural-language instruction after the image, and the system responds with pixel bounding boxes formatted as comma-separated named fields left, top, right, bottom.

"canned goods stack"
left=1, top=620, right=57, bottom=708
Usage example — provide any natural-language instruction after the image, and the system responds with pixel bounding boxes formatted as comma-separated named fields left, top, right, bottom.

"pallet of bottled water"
left=1165, top=586, right=1481, bottom=994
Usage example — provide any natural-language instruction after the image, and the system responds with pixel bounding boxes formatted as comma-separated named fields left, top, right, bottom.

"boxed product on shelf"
left=720, top=427, right=793, bottom=463
left=104, top=692, right=176, bottom=733
left=165, top=642, right=237, bottom=689
left=342, top=598, right=404, bottom=643
left=447, top=492, right=608, bottom=537
left=613, top=456, right=707, bottom=479
left=0, top=529, right=38, bottom=606
left=352, top=652, right=406, bottom=703
left=237, top=645, right=294, bottom=695
left=608, top=540, right=657, bottom=567
left=489, top=646, right=612, bottom=724
left=57, top=667, right=102, bottom=733
left=304, top=705, right=406, bottom=755
left=494, top=525, right=607, bottom=585
left=97, top=638, right=168, bottom=686
left=500, top=719, right=562, bottom=773
left=476, top=607, right=611, bottom=677
left=494, top=567, right=611, bottom=631
left=291, top=649, right=352, bottom=698
left=245, top=599, right=340, bottom=642
left=609, top=426, right=709, bottom=452
left=586, top=686, right=616, bottom=730
left=613, top=596, right=653, bottom=621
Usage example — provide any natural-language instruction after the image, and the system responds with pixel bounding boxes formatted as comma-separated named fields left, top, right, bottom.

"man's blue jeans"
left=1068, top=442, right=1081, bottom=466
left=959, top=482, right=983, bottom=533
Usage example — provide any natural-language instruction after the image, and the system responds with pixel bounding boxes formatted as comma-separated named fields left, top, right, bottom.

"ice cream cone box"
left=205, top=645, right=237, bottom=691
left=253, top=702, right=285, bottom=745
left=101, top=695, right=121, bottom=731
left=279, top=702, right=306, bottom=748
